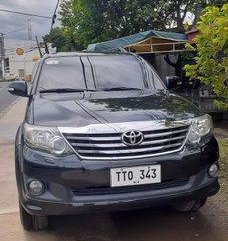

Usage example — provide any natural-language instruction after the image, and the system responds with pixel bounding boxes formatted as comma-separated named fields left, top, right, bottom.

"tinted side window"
left=153, top=71, right=166, bottom=89
left=143, top=61, right=165, bottom=90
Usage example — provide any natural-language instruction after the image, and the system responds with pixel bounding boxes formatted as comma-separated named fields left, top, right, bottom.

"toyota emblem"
left=122, top=130, right=144, bottom=146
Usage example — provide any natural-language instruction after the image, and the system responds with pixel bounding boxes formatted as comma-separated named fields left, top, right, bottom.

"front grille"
left=62, top=125, right=190, bottom=159
left=72, top=178, right=189, bottom=196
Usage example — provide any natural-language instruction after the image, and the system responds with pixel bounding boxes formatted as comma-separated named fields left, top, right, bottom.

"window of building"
left=4, top=58, right=10, bottom=73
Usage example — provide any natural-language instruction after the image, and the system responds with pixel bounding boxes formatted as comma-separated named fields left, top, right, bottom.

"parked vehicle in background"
left=8, top=52, right=220, bottom=231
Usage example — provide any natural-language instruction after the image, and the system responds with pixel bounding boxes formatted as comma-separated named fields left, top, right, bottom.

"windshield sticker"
left=45, top=59, right=59, bottom=65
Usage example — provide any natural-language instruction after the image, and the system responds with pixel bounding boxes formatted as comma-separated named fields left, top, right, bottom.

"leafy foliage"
left=45, top=0, right=227, bottom=50
left=184, top=4, right=228, bottom=109
left=58, top=0, right=160, bottom=49
left=43, top=27, right=77, bottom=52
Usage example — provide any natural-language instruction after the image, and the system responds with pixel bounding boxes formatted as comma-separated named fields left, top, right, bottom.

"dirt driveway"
left=0, top=99, right=227, bottom=241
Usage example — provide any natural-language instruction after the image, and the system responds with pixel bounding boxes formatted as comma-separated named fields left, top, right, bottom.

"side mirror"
left=165, top=76, right=181, bottom=90
left=8, top=80, right=28, bottom=97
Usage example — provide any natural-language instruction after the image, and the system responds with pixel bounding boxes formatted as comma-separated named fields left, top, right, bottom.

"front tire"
left=172, top=198, right=207, bottom=212
left=19, top=202, right=48, bottom=231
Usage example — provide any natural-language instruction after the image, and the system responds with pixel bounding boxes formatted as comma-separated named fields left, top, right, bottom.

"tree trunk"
left=164, top=54, right=182, bottom=78
left=175, top=0, right=183, bottom=32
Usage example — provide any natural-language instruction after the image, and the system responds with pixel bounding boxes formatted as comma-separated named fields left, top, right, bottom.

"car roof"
left=42, top=51, right=136, bottom=60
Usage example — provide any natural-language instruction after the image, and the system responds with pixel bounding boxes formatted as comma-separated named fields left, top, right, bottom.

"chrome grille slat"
left=144, top=129, right=188, bottom=139
left=65, top=130, right=188, bottom=142
left=63, top=136, right=121, bottom=142
left=62, top=124, right=190, bottom=160
left=71, top=135, right=186, bottom=148
left=77, top=143, right=182, bottom=155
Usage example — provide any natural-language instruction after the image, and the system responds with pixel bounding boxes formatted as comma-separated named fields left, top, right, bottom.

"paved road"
left=0, top=82, right=18, bottom=114
left=0, top=99, right=227, bottom=241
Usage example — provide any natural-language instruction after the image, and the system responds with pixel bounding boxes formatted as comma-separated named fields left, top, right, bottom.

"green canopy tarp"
left=87, top=30, right=187, bottom=52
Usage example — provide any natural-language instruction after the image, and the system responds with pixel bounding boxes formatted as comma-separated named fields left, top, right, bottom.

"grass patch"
left=218, top=138, right=228, bottom=178
left=217, top=138, right=228, bottom=198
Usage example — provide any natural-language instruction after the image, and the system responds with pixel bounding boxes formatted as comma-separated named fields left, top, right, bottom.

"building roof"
left=87, top=30, right=187, bottom=53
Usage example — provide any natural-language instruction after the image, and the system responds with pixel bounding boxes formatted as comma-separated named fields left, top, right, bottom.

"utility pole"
left=36, top=36, right=42, bottom=58
left=0, top=33, right=5, bottom=80
left=27, top=19, right=32, bottom=40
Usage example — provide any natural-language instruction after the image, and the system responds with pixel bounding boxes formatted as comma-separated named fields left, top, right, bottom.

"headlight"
left=24, top=123, right=73, bottom=155
left=188, top=114, right=213, bottom=144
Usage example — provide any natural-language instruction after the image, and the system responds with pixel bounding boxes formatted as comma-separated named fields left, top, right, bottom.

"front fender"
left=15, top=124, right=25, bottom=202
left=15, top=123, right=23, bottom=147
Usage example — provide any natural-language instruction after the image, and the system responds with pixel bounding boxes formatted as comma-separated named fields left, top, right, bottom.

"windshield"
left=37, top=54, right=163, bottom=92
left=38, top=57, right=86, bottom=91
left=89, top=55, right=145, bottom=90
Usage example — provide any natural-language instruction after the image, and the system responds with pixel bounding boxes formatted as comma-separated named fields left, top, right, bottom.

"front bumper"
left=15, top=135, right=220, bottom=216
left=21, top=169, right=219, bottom=216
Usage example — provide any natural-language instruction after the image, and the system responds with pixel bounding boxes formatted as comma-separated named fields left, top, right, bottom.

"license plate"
left=110, top=165, right=161, bottom=187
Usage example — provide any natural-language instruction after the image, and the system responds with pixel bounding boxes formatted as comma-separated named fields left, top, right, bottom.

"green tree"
left=58, top=0, right=159, bottom=48
left=43, top=27, right=77, bottom=52
left=184, top=4, right=228, bottom=110
left=46, top=0, right=226, bottom=50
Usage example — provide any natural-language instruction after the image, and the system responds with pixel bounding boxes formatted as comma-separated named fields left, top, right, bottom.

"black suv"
left=9, top=52, right=219, bottom=231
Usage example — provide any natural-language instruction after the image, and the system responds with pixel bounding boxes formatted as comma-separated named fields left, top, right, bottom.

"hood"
left=28, top=90, right=202, bottom=127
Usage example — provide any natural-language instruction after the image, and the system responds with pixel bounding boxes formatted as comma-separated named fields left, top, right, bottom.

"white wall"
left=4, top=39, right=40, bottom=80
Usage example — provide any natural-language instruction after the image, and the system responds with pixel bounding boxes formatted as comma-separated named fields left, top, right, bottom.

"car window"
left=143, top=61, right=166, bottom=90
left=153, top=71, right=166, bottom=89
left=89, top=55, right=146, bottom=90
left=37, top=57, right=86, bottom=91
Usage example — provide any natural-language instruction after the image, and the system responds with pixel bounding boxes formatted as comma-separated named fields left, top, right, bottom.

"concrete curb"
left=0, top=97, right=20, bottom=120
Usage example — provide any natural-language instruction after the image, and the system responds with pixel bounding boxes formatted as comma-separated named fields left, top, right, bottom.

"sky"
left=0, top=0, right=60, bottom=41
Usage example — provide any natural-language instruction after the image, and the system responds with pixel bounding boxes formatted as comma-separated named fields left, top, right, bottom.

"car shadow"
left=23, top=203, right=225, bottom=241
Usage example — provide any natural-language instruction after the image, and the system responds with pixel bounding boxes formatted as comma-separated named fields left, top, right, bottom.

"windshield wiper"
left=39, top=87, right=143, bottom=93
left=102, top=87, right=143, bottom=91
left=39, top=88, right=97, bottom=93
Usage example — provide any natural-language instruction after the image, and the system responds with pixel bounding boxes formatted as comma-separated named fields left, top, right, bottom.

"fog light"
left=208, top=164, right=219, bottom=178
left=28, top=180, right=44, bottom=196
